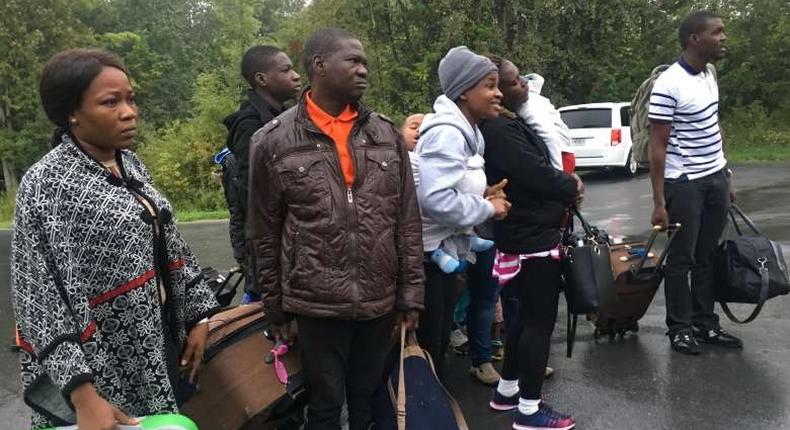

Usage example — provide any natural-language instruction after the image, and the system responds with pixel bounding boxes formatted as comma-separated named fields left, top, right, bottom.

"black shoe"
left=670, top=331, right=701, bottom=355
left=694, top=327, right=743, bottom=349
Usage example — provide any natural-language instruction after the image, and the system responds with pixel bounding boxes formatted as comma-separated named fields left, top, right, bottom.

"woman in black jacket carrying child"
left=480, top=56, right=583, bottom=430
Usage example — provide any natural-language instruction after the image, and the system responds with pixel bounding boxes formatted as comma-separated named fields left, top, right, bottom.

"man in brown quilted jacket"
left=248, top=28, right=425, bottom=430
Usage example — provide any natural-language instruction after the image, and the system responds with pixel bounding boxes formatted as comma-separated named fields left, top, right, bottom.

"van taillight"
left=611, top=128, right=622, bottom=146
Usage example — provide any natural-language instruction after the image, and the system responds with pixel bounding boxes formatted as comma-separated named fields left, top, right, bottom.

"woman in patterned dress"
left=11, top=49, right=220, bottom=430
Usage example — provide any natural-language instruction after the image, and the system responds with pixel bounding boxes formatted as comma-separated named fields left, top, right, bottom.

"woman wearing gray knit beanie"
left=413, top=45, right=510, bottom=382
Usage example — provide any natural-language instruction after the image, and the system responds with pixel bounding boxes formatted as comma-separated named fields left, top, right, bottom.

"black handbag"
left=562, top=207, right=616, bottom=357
left=714, top=205, right=790, bottom=323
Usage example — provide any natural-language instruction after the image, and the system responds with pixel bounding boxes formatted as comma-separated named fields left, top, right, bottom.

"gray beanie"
left=438, top=46, right=498, bottom=101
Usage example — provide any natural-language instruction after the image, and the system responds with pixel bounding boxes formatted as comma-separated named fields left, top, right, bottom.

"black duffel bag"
left=562, top=207, right=616, bottom=357
left=715, top=205, right=790, bottom=323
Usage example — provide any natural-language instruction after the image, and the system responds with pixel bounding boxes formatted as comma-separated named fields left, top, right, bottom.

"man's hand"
left=572, top=173, right=585, bottom=206
left=485, top=179, right=508, bottom=199
left=270, top=322, right=292, bottom=343
left=181, top=321, right=209, bottom=383
left=71, top=383, right=139, bottom=430
left=726, top=168, right=736, bottom=203
left=651, top=205, right=669, bottom=229
left=397, top=310, right=420, bottom=331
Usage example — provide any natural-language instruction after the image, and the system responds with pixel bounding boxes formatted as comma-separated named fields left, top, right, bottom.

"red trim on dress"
left=80, top=321, right=97, bottom=343
left=15, top=326, right=34, bottom=354
left=88, top=259, right=185, bottom=308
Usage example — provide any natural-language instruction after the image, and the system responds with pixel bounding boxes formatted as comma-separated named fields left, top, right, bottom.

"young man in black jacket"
left=480, top=56, right=582, bottom=430
left=222, top=45, right=301, bottom=299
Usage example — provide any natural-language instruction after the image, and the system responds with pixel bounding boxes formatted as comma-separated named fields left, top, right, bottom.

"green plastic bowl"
left=48, top=414, right=199, bottom=430
left=138, top=414, right=199, bottom=430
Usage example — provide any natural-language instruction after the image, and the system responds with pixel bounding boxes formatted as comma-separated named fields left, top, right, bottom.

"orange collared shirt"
left=305, top=91, right=358, bottom=186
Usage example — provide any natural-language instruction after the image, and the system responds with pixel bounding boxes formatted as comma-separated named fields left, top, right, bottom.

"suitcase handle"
left=633, top=223, right=681, bottom=275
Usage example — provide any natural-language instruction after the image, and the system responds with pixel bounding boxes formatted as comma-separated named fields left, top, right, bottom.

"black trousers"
left=297, top=313, right=396, bottom=430
left=500, top=257, right=561, bottom=399
left=664, top=169, right=729, bottom=334
left=417, top=261, right=461, bottom=382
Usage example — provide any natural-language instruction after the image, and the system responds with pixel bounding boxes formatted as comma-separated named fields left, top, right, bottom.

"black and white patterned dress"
left=11, top=134, right=220, bottom=428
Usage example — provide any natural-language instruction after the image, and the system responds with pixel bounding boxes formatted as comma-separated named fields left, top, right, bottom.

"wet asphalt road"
left=1, top=163, right=789, bottom=429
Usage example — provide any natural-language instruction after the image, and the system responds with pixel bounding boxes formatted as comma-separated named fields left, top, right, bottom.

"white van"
left=559, top=102, right=638, bottom=177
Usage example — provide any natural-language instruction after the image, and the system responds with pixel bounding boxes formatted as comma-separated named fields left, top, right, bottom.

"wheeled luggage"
left=180, top=305, right=306, bottom=430
left=593, top=224, right=680, bottom=340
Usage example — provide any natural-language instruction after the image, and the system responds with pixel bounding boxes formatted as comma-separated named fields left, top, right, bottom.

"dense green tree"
left=0, top=0, right=93, bottom=190
left=1, top=0, right=788, bottom=211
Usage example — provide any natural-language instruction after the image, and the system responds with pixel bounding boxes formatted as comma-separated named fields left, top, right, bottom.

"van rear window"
left=560, top=109, right=612, bottom=129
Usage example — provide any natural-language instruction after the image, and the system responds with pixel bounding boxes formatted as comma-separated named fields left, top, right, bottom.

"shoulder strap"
left=720, top=261, right=769, bottom=324
left=420, top=122, right=478, bottom=155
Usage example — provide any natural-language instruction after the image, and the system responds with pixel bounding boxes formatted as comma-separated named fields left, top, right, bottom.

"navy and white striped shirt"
left=648, top=58, right=726, bottom=180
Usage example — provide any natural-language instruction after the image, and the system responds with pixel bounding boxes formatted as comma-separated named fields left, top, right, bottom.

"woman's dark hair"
left=39, top=48, right=128, bottom=145
left=487, top=55, right=504, bottom=72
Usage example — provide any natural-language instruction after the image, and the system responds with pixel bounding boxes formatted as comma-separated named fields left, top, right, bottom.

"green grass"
left=726, top=144, right=790, bottom=163
left=174, top=209, right=229, bottom=222
left=0, top=191, right=229, bottom=228
left=1, top=141, right=788, bottom=229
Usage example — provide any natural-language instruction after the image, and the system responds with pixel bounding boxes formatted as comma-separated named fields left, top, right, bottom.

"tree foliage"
left=1, top=0, right=788, bottom=211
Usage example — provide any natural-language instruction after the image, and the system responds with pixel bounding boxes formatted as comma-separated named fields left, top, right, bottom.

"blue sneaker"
left=431, top=248, right=460, bottom=273
left=512, top=403, right=575, bottom=430
left=489, top=389, right=519, bottom=411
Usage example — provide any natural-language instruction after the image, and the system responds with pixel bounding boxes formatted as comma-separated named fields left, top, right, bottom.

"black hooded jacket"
left=480, top=113, right=578, bottom=254
left=222, top=89, right=285, bottom=205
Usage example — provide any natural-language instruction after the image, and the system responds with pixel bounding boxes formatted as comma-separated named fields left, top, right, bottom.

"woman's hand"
left=485, top=179, right=508, bottom=199
left=489, top=196, right=512, bottom=220
left=71, top=383, right=138, bottom=430
left=181, top=321, right=209, bottom=383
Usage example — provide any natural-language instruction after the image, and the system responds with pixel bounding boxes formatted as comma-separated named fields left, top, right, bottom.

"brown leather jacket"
left=248, top=94, right=425, bottom=323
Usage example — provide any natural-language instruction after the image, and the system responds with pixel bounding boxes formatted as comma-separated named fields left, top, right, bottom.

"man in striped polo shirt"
left=648, top=10, right=742, bottom=355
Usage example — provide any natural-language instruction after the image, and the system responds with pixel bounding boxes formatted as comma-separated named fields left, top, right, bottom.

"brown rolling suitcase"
left=181, top=304, right=306, bottom=430
left=593, top=224, right=680, bottom=340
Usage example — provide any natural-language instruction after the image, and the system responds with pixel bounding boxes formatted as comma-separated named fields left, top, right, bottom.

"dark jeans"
left=664, top=169, right=729, bottom=335
left=417, top=260, right=461, bottom=382
left=466, top=248, right=502, bottom=366
left=297, top=313, right=395, bottom=430
left=500, top=258, right=561, bottom=399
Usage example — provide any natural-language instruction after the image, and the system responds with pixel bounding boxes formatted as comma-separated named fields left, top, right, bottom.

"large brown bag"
left=594, top=224, right=680, bottom=340
left=180, top=305, right=306, bottom=430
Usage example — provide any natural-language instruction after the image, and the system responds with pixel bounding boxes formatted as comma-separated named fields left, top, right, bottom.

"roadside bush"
left=722, top=103, right=790, bottom=148
left=136, top=71, right=239, bottom=212
left=0, top=188, right=16, bottom=227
